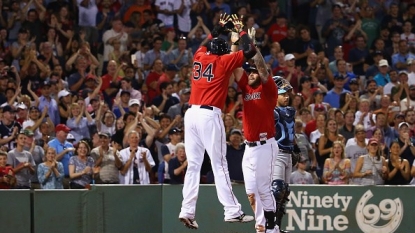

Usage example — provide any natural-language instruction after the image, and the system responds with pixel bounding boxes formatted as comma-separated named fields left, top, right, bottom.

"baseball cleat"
left=179, top=217, right=199, bottom=229
left=224, top=213, right=254, bottom=223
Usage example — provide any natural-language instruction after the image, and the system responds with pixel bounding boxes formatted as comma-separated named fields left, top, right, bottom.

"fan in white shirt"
left=400, top=85, right=415, bottom=112
left=119, top=131, right=155, bottom=184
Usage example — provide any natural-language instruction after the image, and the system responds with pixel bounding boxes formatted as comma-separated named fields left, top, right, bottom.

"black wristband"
left=232, top=39, right=240, bottom=45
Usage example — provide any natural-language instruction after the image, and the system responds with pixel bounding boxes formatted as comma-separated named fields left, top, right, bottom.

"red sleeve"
left=235, top=72, right=249, bottom=92
left=219, top=50, right=244, bottom=71
left=146, top=73, right=158, bottom=86
left=194, top=46, right=207, bottom=59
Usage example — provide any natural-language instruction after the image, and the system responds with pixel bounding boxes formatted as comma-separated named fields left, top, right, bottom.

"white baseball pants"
left=243, top=138, right=279, bottom=232
left=179, top=105, right=243, bottom=220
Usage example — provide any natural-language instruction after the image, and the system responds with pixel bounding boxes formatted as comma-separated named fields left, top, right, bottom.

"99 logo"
left=355, top=190, right=403, bottom=233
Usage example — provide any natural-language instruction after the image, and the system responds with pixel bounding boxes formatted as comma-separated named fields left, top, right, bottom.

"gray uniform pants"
left=273, top=152, right=292, bottom=183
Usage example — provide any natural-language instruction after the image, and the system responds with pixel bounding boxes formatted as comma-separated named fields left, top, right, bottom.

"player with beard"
left=232, top=27, right=279, bottom=233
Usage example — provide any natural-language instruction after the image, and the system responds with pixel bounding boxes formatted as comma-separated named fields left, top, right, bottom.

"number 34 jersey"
left=189, top=46, right=244, bottom=109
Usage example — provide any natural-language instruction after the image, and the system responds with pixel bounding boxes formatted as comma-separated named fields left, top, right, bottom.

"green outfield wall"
left=1, top=185, right=413, bottom=233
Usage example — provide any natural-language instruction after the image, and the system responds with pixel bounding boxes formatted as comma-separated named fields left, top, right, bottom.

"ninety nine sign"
left=284, top=186, right=410, bottom=233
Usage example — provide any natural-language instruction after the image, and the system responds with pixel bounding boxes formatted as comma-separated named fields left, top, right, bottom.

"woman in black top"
left=386, top=141, right=410, bottom=185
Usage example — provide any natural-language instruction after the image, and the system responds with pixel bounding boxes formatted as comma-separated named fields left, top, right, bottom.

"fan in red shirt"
left=267, top=14, right=288, bottom=42
left=0, top=151, right=16, bottom=189
left=179, top=13, right=257, bottom=230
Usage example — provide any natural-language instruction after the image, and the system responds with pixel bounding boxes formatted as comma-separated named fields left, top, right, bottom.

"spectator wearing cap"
left=21, top=129, right=44, bottom=189
left=38, top=81, right=60, bottom=126
left=161, top=127, right=183, bottom=158
left=152, top=81, right=179, bottom=114
left=400, top=85, right=415, bottom=112
left=365, top=50, right=384, bottom=79
left=391, top=71, right=410, bottom=102
left=321, top=5, right=349, bottom=58
left=294, top=26, right=324, bottom=69
left=15, top=103, right=28, bottom=125
left=397, top=122, right=415, bottom=168
left=22, top=105, right=48, bottom=140
left=158, top=127, right=183, bottom=182
left=282, top=53, right=302, bottom=93
left=113, top=90, right=130, bottom=118
left=48, top=124, right=75, bottom=188
left=305, top=104, right=326, bottom=137
left=392, top=112, right=405, bottom=138
left=168, top=142, right=187, bottom=184
left=57, top=89, right=72, bottom=124
left=115, top=77, right=142, bottom=103
left=345, top=125, right=368, bottom=182
left=0, top=105, right=21, bottom=150
left=225, top=129, right=244, bottom=182
left=373, top=59, right=391, bottom=87
left=167, top=88, right=190, bottom=119
left=360, top=80, right=382, bottom=111
left=309, top=113, right=326, bottom=150
left=290, top=155, right=314, bottom=184
left=323, top=74, right=350, bottom=108
left=66, top=103, right=95, bottom=143
left=167, top=37, right=193, bottom=69
left=353, top=137, right=388, bottom=185
left=391, top=40, right=415, bottom=71
left=383, top=69, right=399, bottom=97
left=333, top=59, right=357, bottom=91
left=7, top=130, right=35, bottom=189
left=127, top=99, right=141, bottom=116
left=143, top=37, right=167, bottom=72
left=90, top=132, right=122, bottom=184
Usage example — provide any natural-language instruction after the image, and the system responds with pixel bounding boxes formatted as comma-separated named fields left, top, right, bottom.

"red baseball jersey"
left=189, top=47, right=245, bottom=109
left=236, top=73, right=277, bottom=142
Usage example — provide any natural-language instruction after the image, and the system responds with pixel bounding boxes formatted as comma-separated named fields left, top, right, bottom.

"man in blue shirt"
left=38, top=81, right=60, bottom=126
left=323, top=75, right=350, bottom=108
left=374, top=59, right=391, bottom=87
left=48, top=124, right=75, bottom=189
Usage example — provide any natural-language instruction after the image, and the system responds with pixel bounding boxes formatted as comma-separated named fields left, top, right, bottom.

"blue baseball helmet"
left=273, top=76, right=293, bottom=94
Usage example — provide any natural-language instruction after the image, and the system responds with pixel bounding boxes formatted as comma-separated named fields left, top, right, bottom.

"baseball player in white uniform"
left=179, top=14, right=256, bottom=229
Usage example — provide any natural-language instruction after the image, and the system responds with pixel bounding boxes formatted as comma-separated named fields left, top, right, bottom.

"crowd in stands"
left=2, top=0, right=415, bottom=189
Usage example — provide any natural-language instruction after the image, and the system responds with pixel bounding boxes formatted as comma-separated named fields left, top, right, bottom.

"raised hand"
left=218, top=13, right=230, bottom=26
left=247, top=27, right=256, bottom=44
left=230, top=32, right=239, bottom=43
left=231, top=14, right=244, bottom=33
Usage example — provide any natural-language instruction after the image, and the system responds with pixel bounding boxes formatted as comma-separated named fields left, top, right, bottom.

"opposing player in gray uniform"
left=272, top=77, right=296, bottom=233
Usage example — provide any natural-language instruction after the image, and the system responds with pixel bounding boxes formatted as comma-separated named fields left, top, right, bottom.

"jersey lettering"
left=193, top=62, right=215, bottom=82
left=244, top=92, right=261, bottom=101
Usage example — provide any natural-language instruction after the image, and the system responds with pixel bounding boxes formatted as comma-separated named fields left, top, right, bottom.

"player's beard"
left=248, top=76, right=260, bottom=87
